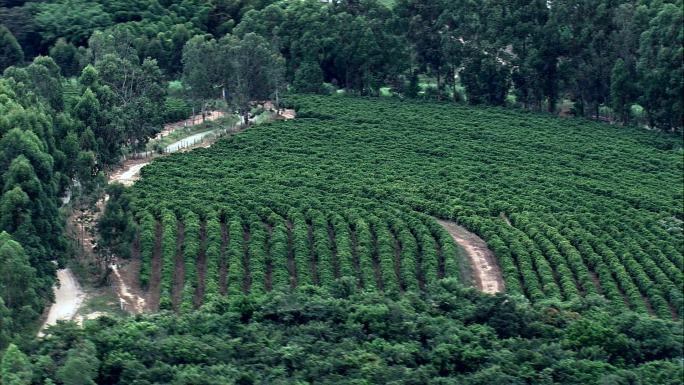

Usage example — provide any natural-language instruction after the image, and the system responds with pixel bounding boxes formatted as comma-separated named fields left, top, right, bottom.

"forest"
left=1, top=0, right=682, bottom=129
left=0, top=0, right=682, bottom=384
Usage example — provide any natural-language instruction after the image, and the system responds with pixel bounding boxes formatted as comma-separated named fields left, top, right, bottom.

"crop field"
left=130, top=95, right=683, bottom=318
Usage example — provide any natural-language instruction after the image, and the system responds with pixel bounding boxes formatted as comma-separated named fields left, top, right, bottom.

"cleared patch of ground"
left=39, top=269, right=85, bottom=336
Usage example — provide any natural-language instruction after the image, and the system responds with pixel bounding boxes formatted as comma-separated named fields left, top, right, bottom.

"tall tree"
left=293, top=59, right=325, bottom=93
left=183, top=33, right=285, bottom=122
left=56, top=340, right=100, bottom=385
left=550, top=0, right=619, bottom=119
left=395, top=0, right=447, bottom=91
left=223, top=33, right=285, bottom=121
left=610, top=58, right=635, bottom=123
left=637, top=2, right=683, bottom=130
left=181, top=35, right=224, bottom=115
left=49, top=38, right=84, bottom=77
left=0, top=25, right=23, bottom=72
left=460, top=53, right=510, bottom=106
left=0, top=231, right=41, bottom=327
left=0, top=344, right=33, bottom=385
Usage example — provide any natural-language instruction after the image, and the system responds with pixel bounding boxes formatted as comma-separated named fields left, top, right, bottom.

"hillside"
left=119, top=95, right=683, bottom=317
left=0, top=0, right=682, bottom=383
left=22, top=95, right=684, bottom=383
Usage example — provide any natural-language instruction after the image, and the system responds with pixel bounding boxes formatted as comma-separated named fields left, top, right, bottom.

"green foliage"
left=0, top=25, right=23, bottom=72
left=49, top=38, right=84, bottom=78
left=22, top=282, right=684, bottom=384
left=0, top=343, right=32, bottom=385
left=293, top=60, right=325, bottom=94
left=182, top=32, right=285, bottom=119
left=163, top=97, right=192, bottom=123
left=98, top=183, right=136, bottom=258
left=34, top=0, right=113, bottom=46
left=0, top=231, right=41, bottom=325
left=129, top=95, right=682, bottom=318
left=637, top=2, right=683, bottom=130
left=460, top=54, right=510, bottom=106
left=55, top=340, right=100, bottom=385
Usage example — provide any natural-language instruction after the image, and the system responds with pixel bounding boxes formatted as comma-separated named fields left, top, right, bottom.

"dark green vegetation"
left=10, top=282, right=684, bottom=384
left=0, top=41, right=170, bottom=348
left=1, top=0, right=683, bottom=129
left=0, top=0, right=682, bottom=383
left=124, top=95, right=684, bottom=318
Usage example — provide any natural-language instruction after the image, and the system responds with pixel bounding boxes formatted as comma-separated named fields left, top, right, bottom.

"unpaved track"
left=153, top=111, right=225, bottom=140
left=109, top=161, right=149, bottom=186
left=39, top=269, right=85, bottom=336
left=437, top=220, right=504, bottom=294
left=109, top=264, right=146, bottom=313
left=36, top=107, right=289, bottom=324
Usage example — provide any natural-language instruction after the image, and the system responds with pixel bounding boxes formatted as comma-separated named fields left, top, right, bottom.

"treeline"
left=0, top=29, right=169, bottom=348
left=3, top=281, right=683, bottom=384
left=0, top=57, right=69, bottom=347
left=2, top=0, right=682, bottom=130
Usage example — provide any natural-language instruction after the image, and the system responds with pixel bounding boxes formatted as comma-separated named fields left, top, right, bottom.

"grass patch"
left=77, top=288, right=127, bottom=318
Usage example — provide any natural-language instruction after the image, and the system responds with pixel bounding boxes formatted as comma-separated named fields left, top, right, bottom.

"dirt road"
left=38, top=268, right=85, bottom=336
left=436, top=219, right=504, bottom=294
left=164, top=128, right=221, bottom=153
left=109, top=263, right=146, bottom=313
left=109, top=161, right=149, bottom=186
left=152, top=111, right=225, bottom=141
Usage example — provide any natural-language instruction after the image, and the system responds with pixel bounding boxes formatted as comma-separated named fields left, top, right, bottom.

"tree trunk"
left=243, top=110, right=249, bottom=126
left=595, top=104, right=600, bottom=121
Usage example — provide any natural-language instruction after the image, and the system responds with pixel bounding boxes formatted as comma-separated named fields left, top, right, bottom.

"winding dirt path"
left=436, top=220, right=504, bottom=294
left=39, top=269, right=85, bottom=336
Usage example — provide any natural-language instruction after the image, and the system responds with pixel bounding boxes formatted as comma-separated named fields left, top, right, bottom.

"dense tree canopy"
left=1, top=0, right=681, bottom=128
left=182, top=32, right=284, bottom=121
left=0, top=25, right=23, bottom=72
left=13, top=282, right=684, bottom=384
